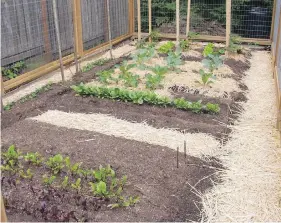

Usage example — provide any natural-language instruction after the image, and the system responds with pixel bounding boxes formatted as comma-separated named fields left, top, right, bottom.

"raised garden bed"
left=2, top=39, right=253, bottom=222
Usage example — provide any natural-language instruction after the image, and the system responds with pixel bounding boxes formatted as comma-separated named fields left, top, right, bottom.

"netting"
left=1, top=0, right=74, bottom=81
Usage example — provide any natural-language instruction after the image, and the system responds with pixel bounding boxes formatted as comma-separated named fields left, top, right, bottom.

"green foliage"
left=145, top=73, right=165, bottom=90
left=89, top=181, right=108, bottom=197
left=149, top=30, right=160, bottom=42
left=166, top=50, right=183, bottom=71
left=45, top=154, right=65, bottom=174
left=24, top=152, right=44, bottom=165
left=2, top=145, right=21, bottom=170
left=117, top=61, right=139, bottom=88
left=93, top=165, right=116, bottom=182
left=72, top=84, right=220, bottom=114
left=19, top=169, right=33, bottom=179
left=71, top=178, right=82, bottom=191
left=180, top=39, right=190, bottom=51
left=206, top=103, right=220, bottom=114
left=149, top=65, right=168, bottom=76
left=202, top=54, right=223, bottom=72
left=62, top=176, right=69, bottom=189
left=158, top=41, right=175, bottom=54
left=43, top=175, right=56, bottom=186
left=97, top=69, right=115, bottom=85
left=2, top=61, right=26, bottom=79
left=131, top=46, right=157, bottom=69
left=81, top=58, right=111, bottom=72
left=65, top=157, right=83, bottom=176
left=196, top=69, right=216, bottom=86
left=3, top=102, right=15, bottom=111
left=203, top=43, right=215, bottom=57
left=187, top=31, right=199, bottom=40
left=110, top=196, right=140, bottom=208
left=20, top=83, right=52, bottom=103
left=228, top=34, right=242, bottom=54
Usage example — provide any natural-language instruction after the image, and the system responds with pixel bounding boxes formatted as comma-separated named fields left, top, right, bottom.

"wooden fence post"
left=128, top=0, right=135, bottom=35
left=270, top=0, right=277, bottom=41
left=1, top=194, right=7, bottom=222
left=225, top=0, right=232, bottom=56
left=73, top=0, right=83, bottom=58
left=40, top=0, right=52, bottom=62
left=186, top=0, right=191, bottom=37
left=148, top=0, right=152, bottom=42
left=137, top=0, right=141, bottom=41
left=176, top=0, right=180, bottom=45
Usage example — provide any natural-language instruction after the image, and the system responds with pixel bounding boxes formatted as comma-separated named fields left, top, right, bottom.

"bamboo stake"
left=52, top=0, right=65, bottom=82
left=186, top=0, right=191, bottom=37
left=176, top=0, right=180, bottom=46
left=177, top=147, right=179, bottom=168
left=148, top=0, right=152, bottom=43
left=225, top=0, right=232, bottom=57
left=106, top=0, right=113, bottom=59
left=137, top=0, right=141, bottom=41
left=1, top=194, right=7, bottom=222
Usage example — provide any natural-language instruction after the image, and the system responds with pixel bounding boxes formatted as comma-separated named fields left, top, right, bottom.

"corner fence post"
left=225, top=0, right=232, bottom=57
left=176, top=0, right=180, bottom=45
left=186, top=0, right=191, bottom=37
left=137, top=0, right=141, bottom=42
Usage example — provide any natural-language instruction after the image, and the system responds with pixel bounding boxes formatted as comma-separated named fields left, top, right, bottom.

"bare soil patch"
left=2, top=120, right=222, bottom=222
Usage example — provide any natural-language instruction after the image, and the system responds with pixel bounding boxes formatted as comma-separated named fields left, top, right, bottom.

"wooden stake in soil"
left=137, top=0, right=141, bottom=42
left=186, top=0, right=191, bottom=37
left=184, top=140, right=187, bottom=162
left=177, top=146, right=179, bottom=168
left=176, top=0, right=180, bottom=46
left=52, top=0, right=65, bottom=82
left=1, top=194, right=7, bottom=222
left=225, top=0, right=232, bottom=57
left=148, top=0, right=152, bottom=43
left=72, top=0, right=79, bottom=73
left=106, top=0, right=113, bottom=59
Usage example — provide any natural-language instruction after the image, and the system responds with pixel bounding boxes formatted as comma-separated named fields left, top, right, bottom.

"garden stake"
left=106, top=0, right=113, bottom=59
left=184, top=140, right=187, bottom=163
left=52, top=0, right=65, bottom=82
left=177, top=147, right=179, bottom=168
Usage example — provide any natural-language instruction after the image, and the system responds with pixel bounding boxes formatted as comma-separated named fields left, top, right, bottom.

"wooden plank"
left=176, top=0, right=180, bottom=45
left=137, top=0, right=141, bottom=41
left=186, top=0, right=191, bottom=37
left=226, top=0, right=232, bottom=55
left=133, top=32, right=272, bottom=45
left=148, top=0, right=152, bottom=42
left=270, top=0, right=277, bottom=40
left=1, top=194, right=7, bottom=222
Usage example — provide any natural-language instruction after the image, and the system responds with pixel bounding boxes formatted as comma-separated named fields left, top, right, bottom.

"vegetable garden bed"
left=1, top=39, right=255, bottom=222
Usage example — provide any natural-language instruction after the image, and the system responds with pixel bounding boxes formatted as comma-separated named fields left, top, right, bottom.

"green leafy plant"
left=19, top=169, right=33, bottom=179
left=116, top=61, right=139, bottom=87
left=3, top=102, right=15, bottom=111
left=196, top=69, right=216, bottom=86
left=72, top=84, right=220, bottom=114
left=61, top=176, right=69, bottom=189
left=131, top=46, right=157, bottom=69
left=45, top=154, right=65, bottom=174
left=96, top=69, right=115, bottom=85
left=1, top=145, right=21, bottom=170
left=158, top=41, right=175, bottom=54
left=2, top=61, right=26, bottom=79
left=93, top=165, right=116, bottom=182
left=89, top=181, right=109, bottom=197
left=43, top=175, right=56, bottom=186
left=81, top=58, right=111, bottom=72
left=203, top=43, right=215, bottom=57
left=180, top=39, right=190, bottom=51
left=19, top=83, right=52, bottom=103
left=206, top=103, right=220, bottom=114
left=166, top=49, right=183, bottom=71
left=24, top=152, right=44, bottom=165
left=145, top=73, right=165, bottom=90
left=202, top=54, right=223, bottom=72
left=149, top=30, right=160, bottom=42
left=149, top=65, right=168, bottom=76
left=71, top=178, right=82, bottom=191
left=228, top=34, right=242, bottom=54
left=109, top=196, right=140, bottom=209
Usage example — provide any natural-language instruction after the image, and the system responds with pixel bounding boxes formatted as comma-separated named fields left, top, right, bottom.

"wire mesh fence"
left=1, top=0, right=74, bottom=82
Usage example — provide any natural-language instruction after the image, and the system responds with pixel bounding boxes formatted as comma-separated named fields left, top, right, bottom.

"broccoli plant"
left=145, top=73, right=165, bottom=90
left=196, top=69, right=216, bottom=87
left=96, top=69, right=115, bottom=85
left=158, top=41, right=175, bottom=54
left=131, top=45, right=157, bottom=69
left=149, top=65, right=168, bottom=76
left=166, top=49, right=183, bottom=72
left=202, top=54, right=223, bottom=72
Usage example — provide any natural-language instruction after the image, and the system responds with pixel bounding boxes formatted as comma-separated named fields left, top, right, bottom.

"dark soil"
left=2, top=120, right=222, bottom=222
